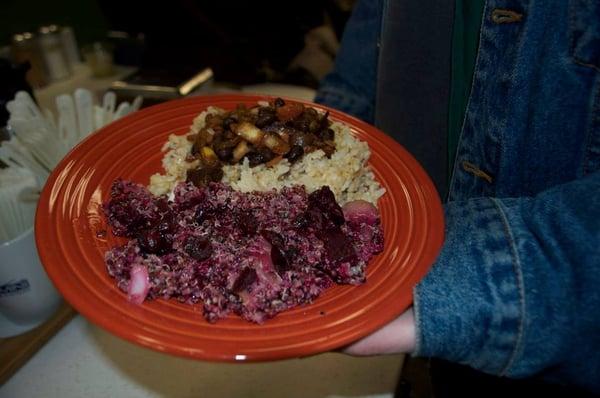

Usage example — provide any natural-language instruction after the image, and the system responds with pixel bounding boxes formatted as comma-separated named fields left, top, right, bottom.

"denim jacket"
left=316, top=0, right=600, bottom=393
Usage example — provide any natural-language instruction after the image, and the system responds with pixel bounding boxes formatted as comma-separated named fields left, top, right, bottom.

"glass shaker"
left=60, top=26, right=81, bottom=66
left=38, top=25, right=72, bottom=82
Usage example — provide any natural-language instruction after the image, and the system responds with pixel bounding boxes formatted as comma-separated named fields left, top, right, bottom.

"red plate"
left=36, top=94, right=444, bottom=361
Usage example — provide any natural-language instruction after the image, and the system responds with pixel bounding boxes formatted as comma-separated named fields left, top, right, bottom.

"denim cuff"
left=413, top=197, right=524, bottom=376
left=314, top=82, right=375, bottom=123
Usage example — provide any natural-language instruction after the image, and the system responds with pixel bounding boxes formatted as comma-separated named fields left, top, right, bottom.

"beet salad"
left=103, top=179, right=384, bottom=323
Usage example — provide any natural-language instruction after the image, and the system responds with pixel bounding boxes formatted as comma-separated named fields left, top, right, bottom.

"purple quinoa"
left=103, top=179, right=384, bottom=323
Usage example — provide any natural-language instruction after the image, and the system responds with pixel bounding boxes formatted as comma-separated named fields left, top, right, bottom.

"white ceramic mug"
left=0, top=227, right=62, bottom=337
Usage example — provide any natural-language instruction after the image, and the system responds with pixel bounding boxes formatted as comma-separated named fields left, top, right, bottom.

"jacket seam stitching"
left=448, top=1, right=489, bottom=199
left=581, top=74, right=600, bottom=176
left=568, top=0, right=600, bottom=73
left=491, top=198, right=526, bottom=376
left=573, top=58, right=600, bottom=73
left=412, top=284, right=423, bottom=355
left=373, top=0, right=389, bottom=124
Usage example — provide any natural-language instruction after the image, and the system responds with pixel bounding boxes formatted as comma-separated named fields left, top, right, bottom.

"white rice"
left=148, top=106, right=386, bottom=205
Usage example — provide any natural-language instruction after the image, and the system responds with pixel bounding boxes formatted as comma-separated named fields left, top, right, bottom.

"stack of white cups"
left=0, top=89, right=142, bottom=337
left=0, top=166, right=61, bottom=337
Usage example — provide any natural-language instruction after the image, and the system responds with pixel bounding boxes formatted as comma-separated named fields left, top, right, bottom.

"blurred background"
left=0, top=0, right=356, bottom=117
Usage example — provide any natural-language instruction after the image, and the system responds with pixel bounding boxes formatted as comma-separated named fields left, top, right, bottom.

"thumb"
left=342, top=307, right=416, bottom=356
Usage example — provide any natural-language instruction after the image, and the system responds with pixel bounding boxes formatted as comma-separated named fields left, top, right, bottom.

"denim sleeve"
left=413, top=171, right=600, bottom=393
left=313, top=0, right=383, bottom=123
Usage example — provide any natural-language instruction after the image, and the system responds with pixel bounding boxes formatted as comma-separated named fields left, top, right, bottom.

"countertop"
left=0, top=314, right=404, bottom=398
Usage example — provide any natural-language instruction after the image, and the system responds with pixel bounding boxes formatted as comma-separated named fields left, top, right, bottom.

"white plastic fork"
left=74, top=88, right=94, bottom=139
